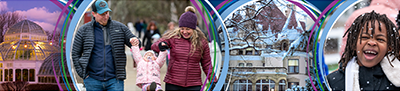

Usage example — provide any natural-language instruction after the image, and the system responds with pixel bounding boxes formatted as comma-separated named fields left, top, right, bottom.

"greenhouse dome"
left=5, top=20, right=46, bottom=35
left=38, top=53, right=68, bottom=76
left=0, top=19, right=59, bottom=61
left=38, top=53, right=72, bottom=84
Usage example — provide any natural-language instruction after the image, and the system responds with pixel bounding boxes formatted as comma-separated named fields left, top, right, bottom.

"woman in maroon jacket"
left=151, top=6, right=216, bottom=90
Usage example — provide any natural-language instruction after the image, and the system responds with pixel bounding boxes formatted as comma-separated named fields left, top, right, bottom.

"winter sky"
left=0, top=1, right=64, bottom=32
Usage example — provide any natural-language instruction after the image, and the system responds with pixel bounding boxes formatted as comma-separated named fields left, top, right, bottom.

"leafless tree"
left=221, top=0, right=314, bottom=53
left=0, top=9, right=23, bottom=43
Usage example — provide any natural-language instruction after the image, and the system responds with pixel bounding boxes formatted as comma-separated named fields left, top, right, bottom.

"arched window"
left=233, top=79, right=252, bottom=91
left=9, top=69, right=13, bottom=81
left=238, top=63, right=245, bottom=67
left=279, top=80, right=286, bottom=90
left=16, top=69, right=21, bottom=81
left=256, top=79, right=275, bottom=91
left=245, top=48, right=253, bottom=55
left=23, top=69, right=28, bottom=81
left=282, top=42, right=288, bottom=51
left=246, top=63, right=253, bottom=67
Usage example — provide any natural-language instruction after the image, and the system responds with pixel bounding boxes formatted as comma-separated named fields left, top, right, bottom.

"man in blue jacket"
left=72, top=0, right=139, bottom=90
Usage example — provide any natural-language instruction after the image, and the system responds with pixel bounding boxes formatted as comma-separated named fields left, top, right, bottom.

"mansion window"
left=233, top=79, right=252, bottom=91
left=238, top=63, right=252, bottom=67
left=238, top=63, right=245, bottom=67
left=239, top=50, right=244, bottom=55
left=256, top=79, right=275, bottom=91
left=282, top=42, right=288, bottom=51
left=288, top=59, right=299, bottom=73
left=245, top=50, right=252, bottom=55
left=279, top=80, right=286, bottom=91
left=246, top=63, right=253, bottom=67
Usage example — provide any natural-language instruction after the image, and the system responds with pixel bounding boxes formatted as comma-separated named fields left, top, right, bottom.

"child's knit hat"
left=179, top=6, right=197, bottom=29
left=145, top=50, right=157, bottom=58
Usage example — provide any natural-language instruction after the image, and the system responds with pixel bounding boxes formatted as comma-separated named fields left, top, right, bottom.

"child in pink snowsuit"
left=130, top=45, right=167, bottom=91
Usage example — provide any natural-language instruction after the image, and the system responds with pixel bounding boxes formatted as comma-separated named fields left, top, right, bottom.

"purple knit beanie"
left=179, top=6, right=197, bottom=29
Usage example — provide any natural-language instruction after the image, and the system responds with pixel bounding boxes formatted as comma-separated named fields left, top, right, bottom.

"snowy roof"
left=230, top=55, right=263, bottom=61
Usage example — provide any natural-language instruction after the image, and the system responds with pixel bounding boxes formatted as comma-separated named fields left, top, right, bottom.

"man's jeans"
left=84, top=76, right=124, bottom=91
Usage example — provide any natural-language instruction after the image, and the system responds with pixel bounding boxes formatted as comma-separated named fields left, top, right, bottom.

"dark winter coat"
left=134, top=22, right=144, bottom=32
left=327, top=57, right=400, bottom=90
left=151, top=35, right=217, bottom=87
left=142, top=29, right=160, bottom=51
left=72, top=17, right=137, bottom=80
left=86, top=22, right=116, bottom=81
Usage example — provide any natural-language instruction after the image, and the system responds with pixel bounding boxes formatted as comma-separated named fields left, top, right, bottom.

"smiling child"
left=327, top=11, right=400, bottom=90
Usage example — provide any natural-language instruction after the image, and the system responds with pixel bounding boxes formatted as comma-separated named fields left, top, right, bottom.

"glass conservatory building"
left=37, top=53, right=73, bottom=90
left=0, top=20, right=59, bottom=83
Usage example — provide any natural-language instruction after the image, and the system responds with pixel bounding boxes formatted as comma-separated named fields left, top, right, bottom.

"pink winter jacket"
left=340, top=0, right=400, bottom=56
left=130, top=46, right=167, bottom=88
left=151, top=36, right=217, bottom=87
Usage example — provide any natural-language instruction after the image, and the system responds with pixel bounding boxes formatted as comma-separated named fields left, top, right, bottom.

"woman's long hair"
left=162, top=27, right=207, bottom=58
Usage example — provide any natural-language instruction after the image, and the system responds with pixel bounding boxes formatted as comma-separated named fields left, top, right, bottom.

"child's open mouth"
left=363, top=50, right=377, bottom=60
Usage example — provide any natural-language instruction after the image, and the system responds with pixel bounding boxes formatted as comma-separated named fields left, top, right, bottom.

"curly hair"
left=340, top=10, right=399, bottom=70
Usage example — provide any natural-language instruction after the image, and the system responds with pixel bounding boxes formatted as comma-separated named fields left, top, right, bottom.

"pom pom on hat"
left=185, top=6, right=196, bottom=13
left=179, top=6, right=197, bottom=29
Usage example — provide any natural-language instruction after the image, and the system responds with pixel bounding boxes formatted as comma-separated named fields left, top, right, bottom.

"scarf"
left=345, top=56, right=400, bottom=91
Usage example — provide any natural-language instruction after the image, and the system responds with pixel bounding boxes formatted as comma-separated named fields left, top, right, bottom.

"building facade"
left=221, top=1, right=312, bottom=91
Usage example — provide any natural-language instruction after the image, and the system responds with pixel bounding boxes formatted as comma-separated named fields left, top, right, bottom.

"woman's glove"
left=158, top=41, right=169, bottom=51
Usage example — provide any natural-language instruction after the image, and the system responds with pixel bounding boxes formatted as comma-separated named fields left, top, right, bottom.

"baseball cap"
left=92, top=0, right=111, bottom=14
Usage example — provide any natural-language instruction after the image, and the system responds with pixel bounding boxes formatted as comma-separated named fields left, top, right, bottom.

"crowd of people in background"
left=132, top=19, right=176, bottom=51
